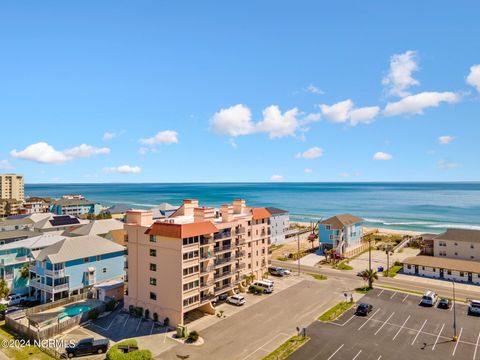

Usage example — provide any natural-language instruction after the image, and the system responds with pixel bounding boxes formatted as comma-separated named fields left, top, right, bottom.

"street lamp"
left=453, top=279, right=457, bottom=342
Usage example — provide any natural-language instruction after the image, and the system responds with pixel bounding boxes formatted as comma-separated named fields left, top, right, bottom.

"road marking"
left=122, top=314, right=130, bottom=327
left=473, top=331, right=480, bottom=360
left=242, top=333, right=291, bottom=360
left=358, top=308, right=381, bottom=331
left=326, top=344, right=344, bottom=360
left=342, top=315, right=355, bottom=326
left=374, top=312, right=395, bottom=336
left=453, top=328, right=463, bottom=356
left=402, top=294, right=409, bottom=303
left=390, top=292, right=397, bottom=299
left=392, top=315, right=410, bottom=340
left=150, top=321, right=155, bottom=335
left=450, top=303, right=454, bottom=312
left=411, top=319, right=428, bottom=345
left=377, top=289, right=385, bottom=297
left=432, top=323, right=445, bottom=351
left=377, top=356, right=382, bottom=360
left=135, top=317, right=142, bottom=332
left=352, top=350, right=362, bottom=360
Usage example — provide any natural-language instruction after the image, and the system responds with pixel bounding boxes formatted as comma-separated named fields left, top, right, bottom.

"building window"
left=455, top=242, right=458, bottom=246
left=182, top=250, right=199, bottom=261
left=150, top=263, right=156, bottom=271
left=84, top=257, right=89, bottom=263
left=471, top=244, right=475, bottom=249
left=150, top=249, right=157, bottom=257
left=150, top=292, right=156, bottom=300
left=248, top=264, right=251, bottom=269
left=407, top=265, right=411, bottom=269
left=150, top=235, right=156, bottom=243
left=455, top=252, right=458, bottom=256
left=150, top=277, right=157, bottom=286
left=447, top=270, right=452, bottom=275
left=183, top=265, right=199, bottom=276
left=471, top=256, right=475, bottom=259
left=183, top=280, right=199, bottom=291
left=183, top=295, right=199, bottom=306
left=326, top=225, right=331, bottom=230
left=422, top=266, right=425, bottom=270
left=97, top=256, right=101, bottom=262
left=102, top=267, right=106, bottom=273
left=460, top=272, right=464, bottom=277
left=183, top=236, right=199, bottom=246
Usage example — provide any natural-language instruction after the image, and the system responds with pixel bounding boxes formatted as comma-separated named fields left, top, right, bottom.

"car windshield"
left=422, top=296, right=431, bottom=300
left=471, top=302, right=480, bottom=308
left=358, top=304, right=367, bottom=309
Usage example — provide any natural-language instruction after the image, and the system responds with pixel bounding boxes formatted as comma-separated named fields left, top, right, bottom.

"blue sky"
left=0, top=1, right=479, bottom=183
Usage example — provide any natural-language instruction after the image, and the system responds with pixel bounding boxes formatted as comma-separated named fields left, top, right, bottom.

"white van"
left=420, top=290, right=438, bottom=306
left=253, top=280, right=274, bottom=294
left=469, top=300, right=480, bottom=315
left=0, top=294, right=28, bottom=306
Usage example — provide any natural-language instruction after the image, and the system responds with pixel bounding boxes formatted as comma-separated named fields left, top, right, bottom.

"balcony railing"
left=200, top=236, right=213, bottom=246
left=200, top=294, right=216, bottom=303
left=214, top=231, right=232, bottom=240
left=200, top=280, right=215, bottom=289
left=45, top=268, right=66, bottom=277
left=200, top=265, right=214, bottom=274
left=214, top=244, right=232, bottom=253
left=30, top=280, right=69, bottom=293
left=214, top=270, right=235, bottom=280
left=214, top=256, right=235, bottom=266
left=235, top=227, right=246, bottom=235
left=235, top=239, right=246, bottom=246
left=236, top=250, right=246, bottom=258
left=214, top=283, right=234, bottom=293
left=236, top=263, right=246, bottom=271
left=200, top=252, right=214, bottom=260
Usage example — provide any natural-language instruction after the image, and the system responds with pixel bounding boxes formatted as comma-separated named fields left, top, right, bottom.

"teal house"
left=318, top=214, right=365, bottom=258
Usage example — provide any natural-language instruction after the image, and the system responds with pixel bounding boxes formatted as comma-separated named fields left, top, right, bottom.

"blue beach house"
left=318, top=214, right=365, bottom=258
left=29, top=235, right=125, bottom=303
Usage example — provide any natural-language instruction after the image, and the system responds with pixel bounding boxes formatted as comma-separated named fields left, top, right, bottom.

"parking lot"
left=289, top=288, right=480, bottom=360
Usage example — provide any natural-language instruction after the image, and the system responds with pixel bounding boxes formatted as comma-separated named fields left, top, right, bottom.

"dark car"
left=438, top=298, right=451, bottom=309
left=356, top=303, right=373, bottom=316
left=268, top=266, right=285, bottom=276
left=0, top=306, right=25, bottom=320
left=356, top=271, right=364, bottom=277
left=65, top=338, right=109, bottom=358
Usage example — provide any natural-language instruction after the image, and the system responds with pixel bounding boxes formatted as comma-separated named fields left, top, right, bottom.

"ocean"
left=25, top=182, right=480, bottom=234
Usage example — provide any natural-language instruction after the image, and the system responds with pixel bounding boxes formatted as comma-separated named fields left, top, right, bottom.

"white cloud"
left=467, top=64, right=480, bottom=92
left=139, top=130, right=178, bottom=145
left=304, top=85, right=324, bottom=95
left=382, top=50, right=420, bottom=97
left=296, top=146, right=323, bottom=159
left=383, top=91, right=460, bottom=116
left=11, top=142, right=71, bottom=164
left=438, top=135, right=455, bottom=145
left=373, top=152, right=393, bottom=161
left=229, top=138, right=238, bottom=148
left=270, top=175, right=284, bottom=182
left=304, top=168, right=313, bottom=173
left=138, top=147, right=149, bottom=155
left=209, top=104, right=255, bottom=137
left=102, top=132, right=116, bottom=141
left=63, top=144, right=110, bottom=158
left=320, top=99, right=379, bottom=126
left=256, top=106, right=299, bottom=138
left=0, top=160, right=13, bottom=170
left=339, top=171, right=361, bottom=178
left=103, top=165, right=141, bottom=174
left=438, top=160, right=460, bottom=170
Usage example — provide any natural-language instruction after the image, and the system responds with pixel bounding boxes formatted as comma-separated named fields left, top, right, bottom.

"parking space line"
left=135, top=317, right=142, bottom=332
left=352, top=350, right=362, bottom=360
left=377, top=356, right=382, bottom=360
left=453, top=328, right=463, bottom=356
left=392, top=315, right=410, bottom=341
left=342, top=315, right=355, bottom=327
left=390, top=292, right=396, bottom=299
left=402, top=294, right=409, bottom=303
left=411, top=319, right=428, bottom=345
left=150, top=321, right=155, bottom=335
left=122, top=314, right=130, bottom=328
left=358, top=308, right=381, bottom=331
left=377, top=289, right=385, bottom=297
left=473, top=331, right=480, bottom=360
left=432, top=323, right=445, bottom=351
left=325, top=344, right=344, bottom=360
left=374, top=312, right=395, bottom=336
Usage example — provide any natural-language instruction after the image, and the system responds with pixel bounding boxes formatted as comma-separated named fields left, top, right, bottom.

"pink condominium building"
left=124, top=199, right=271, bottom=326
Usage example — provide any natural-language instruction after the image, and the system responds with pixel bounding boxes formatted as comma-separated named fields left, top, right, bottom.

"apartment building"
left=0, top=174, right=24, bottom=202
left=124, top=199, right=271, bottom=326
left=50, top=198, right=102, bottom=217
left=266, top=207, right=290, bottom=245
left=432, top=228, right=480, bottom=260
left=0, top=199, right=21, bottom=217
left=318, top=214, right=365, bottom=257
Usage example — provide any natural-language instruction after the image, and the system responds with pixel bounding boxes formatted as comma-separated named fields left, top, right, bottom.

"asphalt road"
left=289, top=288, right=480, bottom=360
left=272, top=260, right=480, bottom=301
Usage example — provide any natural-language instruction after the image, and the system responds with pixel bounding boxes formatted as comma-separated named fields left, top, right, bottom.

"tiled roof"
left=251, top=208, right=271, bottom=220
left=321, top=214, right=363, bottom=229
left=403, top=255, right=480, bottom=273
left=145, top=221, right=218, bottom=238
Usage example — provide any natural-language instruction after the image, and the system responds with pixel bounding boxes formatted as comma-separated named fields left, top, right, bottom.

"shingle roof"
left=321, top=214, right=363, bottom=229
left=32, top=235, right=125, bottom=263
left=103, top=204, right=132, bottom=214
left=145, top=221, right=218, bottom=238
left=51, top=198, right=95, bottom=206
left=266, top=207, right=289, bottom=216
left=434, top=229, right=480, bottom=243
left=403, top=255, right=480, bottom=273
left=0, top=217, right=34, bottom=227
left=0, top=234, right=66, bottom=251
left=69, top=219, right=124, bottom=236
left=251, top=208, right=271, bottom=220
left=0, top=230, right=42, bottom=241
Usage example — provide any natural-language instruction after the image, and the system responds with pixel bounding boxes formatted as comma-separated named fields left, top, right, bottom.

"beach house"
left=266, top=207, right=290, bottom=244
left=318, top=214, right=365, bottom=258
left=49, top=198, right=102, bottom=217
left=29, top=235, right=125, bottom=303
left=124, top=199, right=271, bottom=326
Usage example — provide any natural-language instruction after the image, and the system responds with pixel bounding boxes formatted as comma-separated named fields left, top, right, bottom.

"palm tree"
left=20, top=264, right=29, bottom=279
left=0, top=279, right=9, bottom=299
left=361, top=269, right=378, bottom=289
left=244, top=274, right=256, bottom=285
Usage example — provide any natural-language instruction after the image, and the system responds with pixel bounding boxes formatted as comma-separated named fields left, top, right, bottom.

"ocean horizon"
left=24, top=182, right=480, bottom=234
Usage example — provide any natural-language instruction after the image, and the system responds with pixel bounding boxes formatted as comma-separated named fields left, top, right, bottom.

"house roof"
left=103, top=204, right=132, bottom=214
left=0, top=234, right=66, bottom=251
left=403, top=255, right=480, bottom=273
left=0, top=217, right=34, bottom=227
left=51, top=198, right=95, bottom=206
left=266, top=207, right=289, bottom=216
left=69, top=219, right=124, bottom=236
left=32, top=235, right=125, bottom=264
left=0, top=230, right=42, bottom=241
left=434, top=229, right=480, bottom=243
left=321, top=214, right=363, bottom=229
left=251, top=208, right=271, bottom=220
left=145, top=221, right=218, bottom=239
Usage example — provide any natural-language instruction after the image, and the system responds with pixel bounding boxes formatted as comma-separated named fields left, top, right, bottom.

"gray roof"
left=69, top=219, right=124, bottom=236
left=0, top=234, right=66, bottom=251
left=103, top=204, right=132, bottom=214
left=51, top=198, right=95, bottom=206
left=266, top=207, right=289, bottom=216
left=32, top=235, right=125, bottom=264
left=434, top=228, right=480, bottom=243
left=0, top=230, right=42, bottom=241
left=0, top=217, right=34, bottom=227
left=321, top=214, right=363, bottom=229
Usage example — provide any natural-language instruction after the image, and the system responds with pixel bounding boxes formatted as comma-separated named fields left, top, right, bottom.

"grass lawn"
left=318, top=302, right=355, bottom=322
left=309, top=273, right=327, bottom=281
left=0, top=321, right=54, bottom=360
left=355, top=286, right=371, bottom=294
left=383, top=265, right=402, bottom=277
left=333, top=262, right=353, bottom=271
left=262, top=336, right=310, bottom=360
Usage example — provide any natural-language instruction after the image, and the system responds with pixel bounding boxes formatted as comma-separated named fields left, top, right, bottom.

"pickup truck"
left=65, top=338, right=109, bottom=358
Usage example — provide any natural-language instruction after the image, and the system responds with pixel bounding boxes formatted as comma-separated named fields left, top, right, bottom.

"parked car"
left=226, top=294, right=246, bottom=306
left=65, top=338, right=109, bottom=358
left=0, top=294, right=29, bottom=306
left=438, top=298, right=451, bottom=309
left=19, top=299, right=41, bottom=307
left=468, top=300, right=480, bottom=316
left=356, top=271, right=364, bottom=277
left=268, top=266, right=286, bottom=276
left=253, top=280, right=274, bottom=294
left=356, top=303, right=373, bottom=316
left=281, top=268, right=291, bottom=275
left=420, top=291, right=438, bottom=306
left=0, top=306, right=24, bottom=320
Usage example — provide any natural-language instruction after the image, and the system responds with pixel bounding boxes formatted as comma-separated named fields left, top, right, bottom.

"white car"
left=281, top=268, right=291, bottom=275
left=420, top=291, right=438, bottom=306
left=0, top=294, right=28, bottom=306
left=226, top=294, right=246, bottom=306
left=469, top=300, right=480, bottom=315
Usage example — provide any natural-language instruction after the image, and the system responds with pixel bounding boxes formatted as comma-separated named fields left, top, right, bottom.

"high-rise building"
left=124, top=199, right=271, bottom=326
left=0, top=174, right=25, bottom=202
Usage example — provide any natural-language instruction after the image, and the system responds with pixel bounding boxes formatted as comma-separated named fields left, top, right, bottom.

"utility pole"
left=368, top=237, right=372, bottom=272
left=453, top=280, right=457, bottom=341
left=297, top=232, right=300, bottom=276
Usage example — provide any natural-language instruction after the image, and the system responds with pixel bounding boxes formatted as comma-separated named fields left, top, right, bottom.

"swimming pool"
left=59, top=304, right=91, bottom=319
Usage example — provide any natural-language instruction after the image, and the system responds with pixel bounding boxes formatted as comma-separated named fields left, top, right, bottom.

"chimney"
left=194, top=207, right=215, bottom=222
left=126, top=210, right=153, bottom=227
left=221, top=204, right=233, bottom=222
left=182, top=199, right=199, bottom=217
left=233, top=199, right=246, bottom=214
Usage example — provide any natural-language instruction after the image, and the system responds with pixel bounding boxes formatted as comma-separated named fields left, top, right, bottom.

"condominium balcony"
left=200, top=265, right=214, bottom=274
left=45, top=268, right=66, bottom=278
left=214, top=231, right=232, bottom=240
left=214, top=283, right=233, bottom=293
left=214, top=244, right=232, bottom=253
left=200, top=236, right=213, bottom=246
left=200, top=280, right=215, bottom=289
left=235, top=263, right=246, bottom=271
left=200, top=252, right=214, bottom=261
left=200, top=294, right=216, bottom=304
left=214, top=256, right=235, bottom=267
left=235, top=239, right=246, bottom=246
left=234, top=227, right=246, bottom=235
left=214, top=270, right=235, bottom=281
left=30, top=280, right=69, bottom=293
left=236, top=250, right=246, bottom=258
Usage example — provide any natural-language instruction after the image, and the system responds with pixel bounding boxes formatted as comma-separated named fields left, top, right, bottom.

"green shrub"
left=144, top=309, right=149, bottom=319
left=248, top=285, right=262, bottom=295
left=164, top=317, right=169, bottom=327
left=106, top=339, right=153, bottom=360
left=153, top=313, right=158, bottom=322
left=135, top=307, right=143, bottom=317
left=105, top=300, right=116, bottom=312
left=187, top=330, right=199, bottom=343
left=128, top=305, right=135, bottom=315
left=88, top=309, right=99, bottom=320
